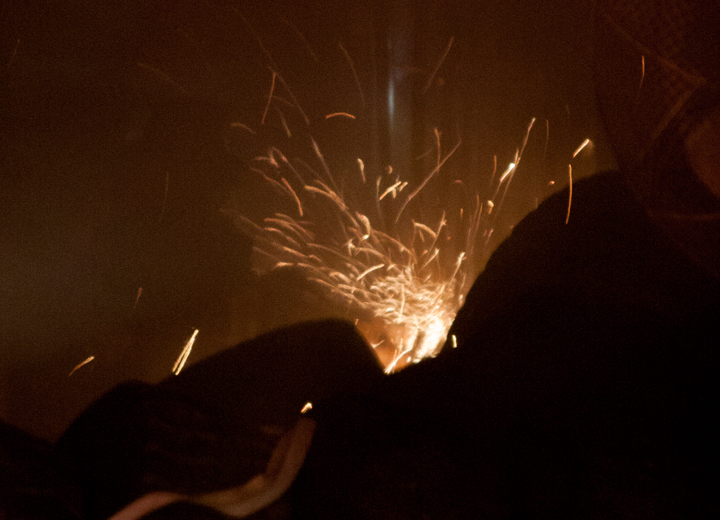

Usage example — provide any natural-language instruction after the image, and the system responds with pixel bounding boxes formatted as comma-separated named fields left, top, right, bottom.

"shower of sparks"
left=172, top=329, right=199, bottom=376
left=68, top=356, right=95, bottom=377
left=235, top=171, right=468, bottom=369
left=228, top=41, right=538, bottom=371
left=231, top=118, right=534, bottom=371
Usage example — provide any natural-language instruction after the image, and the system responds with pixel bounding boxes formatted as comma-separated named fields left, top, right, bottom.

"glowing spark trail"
left=572, top=138, right=591, bottom=158
left=173, top=329, right=199, bottom=376
left=395, top=139, right=462, bottom=223
left=566, top=164, right=573, bottom=225
left=422, top=37, right=455, bottom=94
left=357, top=158, right=366, bottom=184
left=230, top=122, right=257, bottom=134
left=498, top=163, right=516, bottom=185
left=325, top=112, right=356, bottom=120
left=262, top=71, right=276, bottom=126
left=130, top=287, right=143, bottom=317
left=136, top=62, right=188, bottom=95
left=338, top=42, right=365, bottom=111
left=69, top=356, right=95, bottom=377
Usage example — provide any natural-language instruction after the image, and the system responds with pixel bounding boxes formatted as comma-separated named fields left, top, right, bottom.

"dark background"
left=0, top=0, right=608, bottom=440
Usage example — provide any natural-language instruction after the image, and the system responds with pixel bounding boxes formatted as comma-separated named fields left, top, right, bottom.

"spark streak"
left=572, top=138, right=591, bottom=158
left=422, top=37, right=455, bottom=94
left=230, top=122, right=257, bottom=134
left=325, top=112, right=356, bottom=120
left=566, top=164, right=573, bottom=225
left=280, top=178, right=303, bottom=216
left=136, top=62, right=188, bottom=95
left=173, top=329, right=199, bottom=376
left=338, top=42, right=365, bottom=111
left=69, top=356, right=95, bottom=377
left=395, top=139, right=462, bottom=223
left=130, top=287, right=143, bottom=317
left=262, top=71, right=276, bottom=125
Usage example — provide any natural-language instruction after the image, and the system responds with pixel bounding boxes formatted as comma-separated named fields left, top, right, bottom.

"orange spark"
left=281, top=177, right=303, bottom=216
left=422, top=37, right=455, bottom=94
left=572, top=138, right=591, bottom=158
left=338, top=42, right=365, bottom=111
left=498, top=163, right=516, bottom=185
left=136, top=62, right=188, bottom=94
left=395, top=139, right=462, bottom=223
left=230, top=122, right=257, bottom=135
left=173, top=329, right=199, bottom=376
left=130, top=286, right=143, bottom=317
left=565, top=164, right=573, bottom=225
left=357, top=158, right=366, bottom=184
left=262, top=71, right=276, bottom=125
left=273, top=68, right=310, bottom=125
left=69, top=356, right=95, bottom=377
left=276, top=108, right=292, bottom=137
left=325, top=112, right=356, bottom=119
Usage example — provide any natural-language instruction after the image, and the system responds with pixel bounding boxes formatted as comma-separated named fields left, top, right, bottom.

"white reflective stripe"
left=108, top=491, right=180, bottom=520
left=200, top=417, right=317, bottom=517
left=107, top=418, right=317, bottom=520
